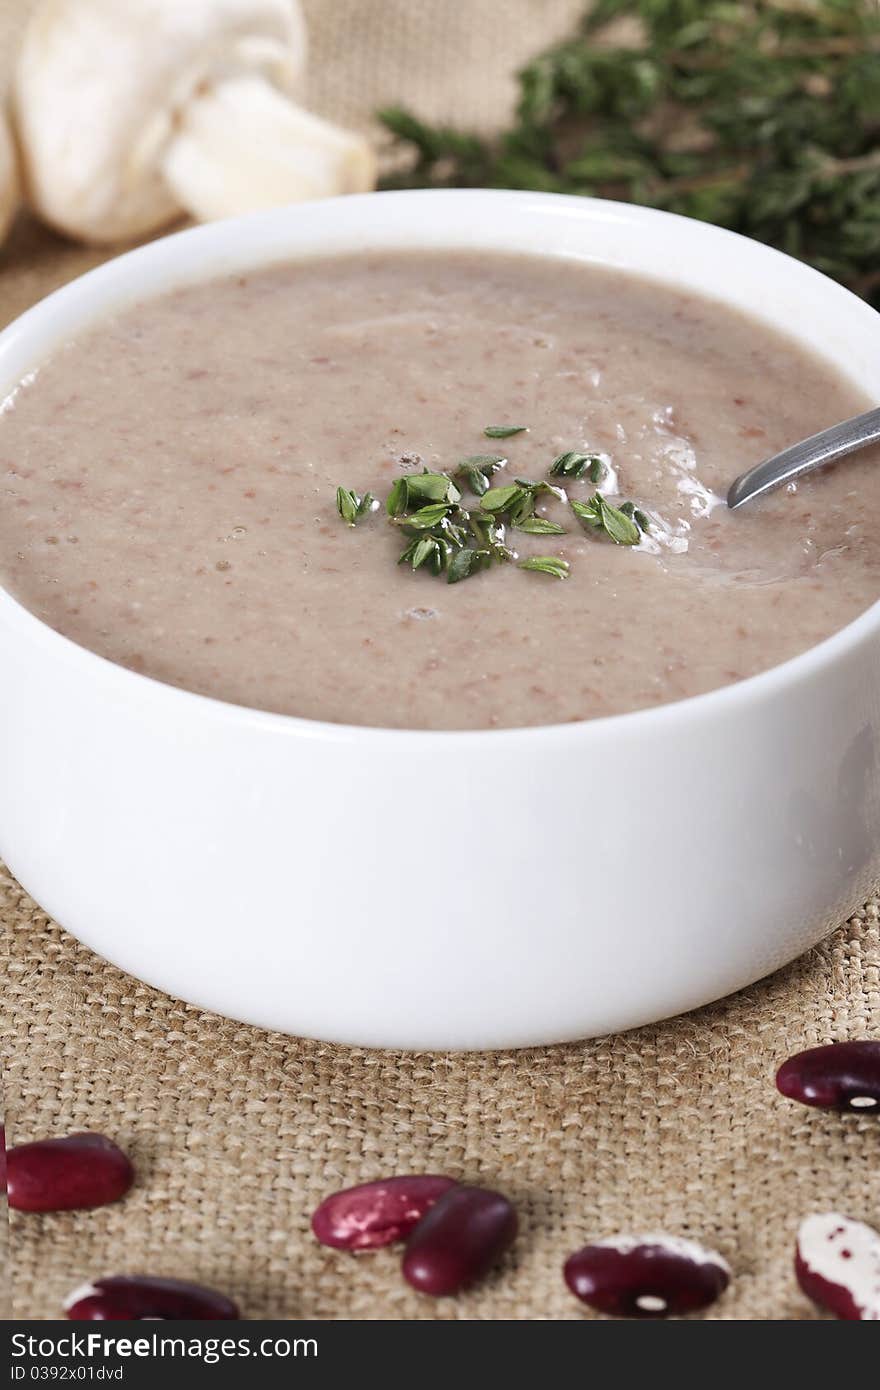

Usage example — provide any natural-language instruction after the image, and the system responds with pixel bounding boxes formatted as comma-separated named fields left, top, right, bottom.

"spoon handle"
left=727, top=405, right=880, bottom=510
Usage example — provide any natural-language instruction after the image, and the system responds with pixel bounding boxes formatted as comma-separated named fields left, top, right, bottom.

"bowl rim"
left=2, top=186, right=879, bottom=747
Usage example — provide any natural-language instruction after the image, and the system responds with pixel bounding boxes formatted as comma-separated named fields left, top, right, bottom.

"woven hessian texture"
left=2, top=0, right=879, bottom=1321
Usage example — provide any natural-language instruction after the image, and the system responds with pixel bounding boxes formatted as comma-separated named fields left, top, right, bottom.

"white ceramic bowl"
left=2, top=190, right=879, bottom=1050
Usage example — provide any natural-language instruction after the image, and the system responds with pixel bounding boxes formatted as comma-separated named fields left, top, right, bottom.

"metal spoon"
left=727, top=406, right=880, bottom=510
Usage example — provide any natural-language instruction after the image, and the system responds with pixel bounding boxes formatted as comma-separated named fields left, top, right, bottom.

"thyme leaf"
left=484, top=424, right=528, bottom=439
left=394, top=501, right=456, bottom=530
left=571, top=492, right=642, bottom=545
left=619, top=500, right=653, bottom=532
left=519, top=555, right=571, bottom=579
left=549, top=452, right=605, bottom=482
left=514, top=478, right=567, bottom=504
left=469, top=513, right=517, bottom=564
left=335, top=486, right=375, bottom=525
left=454, top=454, right=507, bottom=497
left=399, top=533, right=452, bottom=575
left=481, top=483, right=530, bottom=515
left=516, top=516, right=566, bottom=534
left=447, top=547, right=492, bottom=583
left=387, top=471, right=460, bottom=515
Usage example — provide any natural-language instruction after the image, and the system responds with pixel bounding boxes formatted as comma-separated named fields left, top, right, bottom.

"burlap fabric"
left=2, top=1, right=878, bottom=1322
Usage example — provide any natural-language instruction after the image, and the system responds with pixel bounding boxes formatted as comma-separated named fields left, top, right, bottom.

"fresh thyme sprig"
left=336, top=432, right=653, bottom=580
left=380, top=1, right=880, bottom=307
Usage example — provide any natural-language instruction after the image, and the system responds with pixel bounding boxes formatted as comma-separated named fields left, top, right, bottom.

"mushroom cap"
left=0, top=104, right=19, bottom=245
left=15, top=0, right=306, bottom=244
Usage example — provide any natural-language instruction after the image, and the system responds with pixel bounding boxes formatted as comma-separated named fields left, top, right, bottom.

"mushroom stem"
left=160, top=75, right=376, bottom=221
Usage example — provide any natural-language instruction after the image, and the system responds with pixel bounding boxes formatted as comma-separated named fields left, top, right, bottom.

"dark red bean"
left=776, top=1040, right=880, bottom=1113
left=7, top=1132, right=134, bottom=1212
left=312, top=1174, right=457, bottom=1250
left=564, top=1234, right=730, bottom=1317
left=402, top=1185, right=517, bottom=1296
left=795, top=1213, right=880, bottom=1321
left=65, top=1276, right=239, bottom=1321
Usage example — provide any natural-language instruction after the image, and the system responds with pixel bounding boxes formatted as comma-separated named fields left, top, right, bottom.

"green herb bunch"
left=380, top=0, right=880, bottom=306
left=337, top=429, right=650, bottom=584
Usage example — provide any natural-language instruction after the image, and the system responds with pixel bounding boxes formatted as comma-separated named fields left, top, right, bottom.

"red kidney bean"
left=7, top=1132, right=134, bottom=1212
left=402, top=1185, right=517, bottom=1295
left=65, top=1276, right=239, bottom=1321
left=564, top=1234, right=731, bottom=1317
left=776, top=1040, right=880, bottom=1113
left=312, top=1174, right=457, bottom=1250
left=795, top=1213, right=880, bottom=1321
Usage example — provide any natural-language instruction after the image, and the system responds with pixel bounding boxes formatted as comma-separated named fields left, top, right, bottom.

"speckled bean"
left=65, top=1276, right=240, bottom=1321
left=312, top=1175, right=457, bottom=1250
left=564, top=1234, right=731, bottom=1317
left=796, top=1213, right=880, bottom=1320
left=776, top=1040, right=880, bottom=1113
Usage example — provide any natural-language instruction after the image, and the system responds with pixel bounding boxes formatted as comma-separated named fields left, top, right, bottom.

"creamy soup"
left=1, top=251, right=878, bottom=729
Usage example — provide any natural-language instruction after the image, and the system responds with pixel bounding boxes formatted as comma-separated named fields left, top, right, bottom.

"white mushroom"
left=14, top=0, right=376, bottom=245
left=0, top=104, right=19, bottom=245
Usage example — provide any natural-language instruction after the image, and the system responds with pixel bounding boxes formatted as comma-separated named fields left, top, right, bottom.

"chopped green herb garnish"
left=399, top=533, right=453, bottom=575
left=386, top=477, right=409, bottom=516
left=509, top=491, right=537, bottom=526
left=454, top=455, right=507, bottom=497
left=447, top=547, right=492, bottom=584
left=571, top=492, right=642, bottom=545
left=484, top=424, right=528, bottom=439
left=393, top=501, right=456, bottom=530
left=481, top=483, right=529, bottom=515
left=387, top=471, right=460, bottom=515
left=335, top=486, right=375, bottom=525
left=514, top=478, right=567, bottom=503
left=459, top=454, right=507, bottom=471
left=548, top=452, right=605, bottom=482
left=619, top=500, right=652, bottom=532
left=482, top=477, right=566, bottom=526
left=519, top=555, right=571, bottom=579
left=469, top=513, right=516, bottom=565
left=407, top=471, right=461, bottom=505
left=337, top=434, right=651, bottom=584
left=458, top=467, right=489, bottom=497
